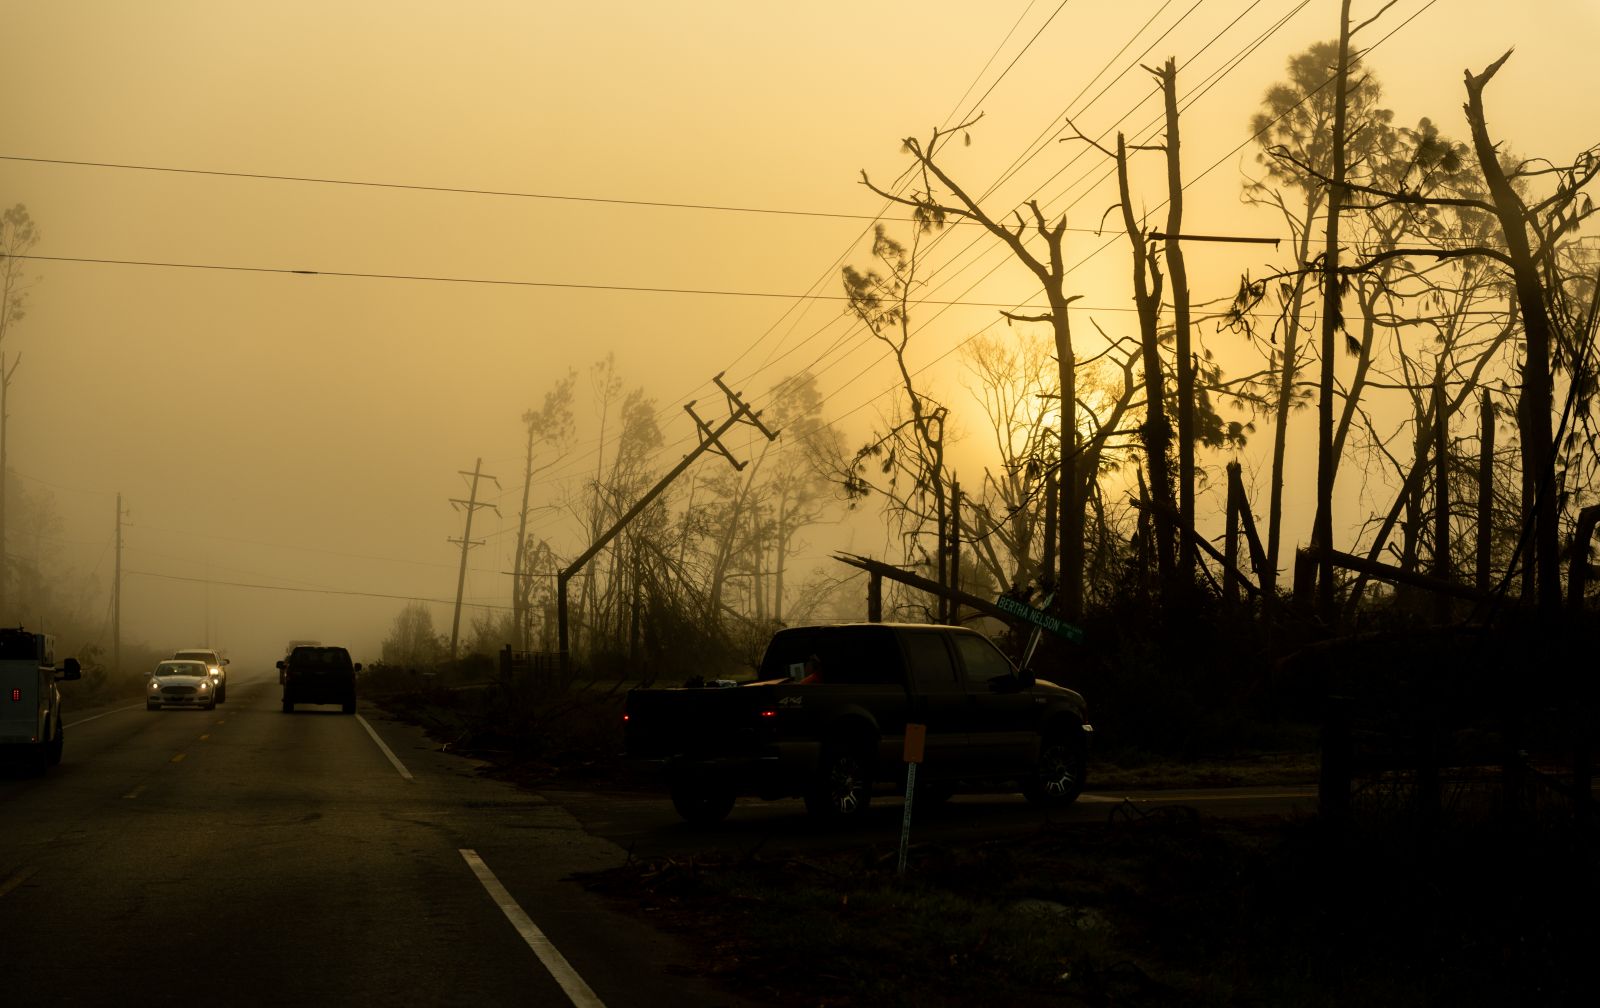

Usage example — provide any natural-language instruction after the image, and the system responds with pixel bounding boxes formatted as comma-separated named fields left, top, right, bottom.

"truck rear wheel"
left=670, top=779, right=735, bottom=826
left=805, top=744, right=873, bottom=820
left=1023, top=730, right=1086, bottom=806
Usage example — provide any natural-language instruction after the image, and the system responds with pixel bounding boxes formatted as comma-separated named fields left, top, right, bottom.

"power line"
left=532, top=2, right=1299, bottom=487
left=486, top=0, right=1531, bottom=584
left=938, top=0, right=1049, bottom=130
left=739, top=1, right=1312, bottom=409
left=0, top=151, right=1154, bottom=237
left=720, top=0, right=1091, bottom=399
left=125, top=568, right=510, bottom=610
left=521, top=0, right=1476, bottom=515
left=129, top=523, right=464, bottom=571
left=493, top=0, right=1488, bottom=512
left=10, top=469, right=120, bottom=498
left=12, top=250, right=1306, bottom=312
left=956, top=0, right=1080, bottom=128
left=668, top=0, right=1413, bottom=494
left=21, top=0, right=1484, bottom=565
left=0, top=153, right=924, bottom=224
left=0, top=0, right=1100, bottom=393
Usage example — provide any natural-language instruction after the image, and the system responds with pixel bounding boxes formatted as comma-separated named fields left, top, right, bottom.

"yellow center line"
left=199, top=734, right=210, bottom=741
left=170, top=753, right=186, bottom=763
left=124, top=784, right=146, bottom=799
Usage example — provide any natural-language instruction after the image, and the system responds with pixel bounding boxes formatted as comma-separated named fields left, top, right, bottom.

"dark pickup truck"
left=624, top=622, right=1092, bottom=824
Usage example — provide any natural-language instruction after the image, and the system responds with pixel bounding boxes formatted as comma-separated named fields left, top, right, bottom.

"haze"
left=1, top=1, right=1595, bottom=670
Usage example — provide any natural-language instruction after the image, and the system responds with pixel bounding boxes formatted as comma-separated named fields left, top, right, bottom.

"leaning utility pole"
left=448, top=459, right=499, bottom=661
left=557, top=374, right=775, bottom=673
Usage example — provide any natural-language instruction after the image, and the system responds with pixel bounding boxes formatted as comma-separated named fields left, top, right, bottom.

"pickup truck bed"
left=624, top=622, right=1091, bottom=823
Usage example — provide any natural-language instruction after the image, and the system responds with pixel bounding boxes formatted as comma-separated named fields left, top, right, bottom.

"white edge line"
left=459, top=849, right=607, bottom=1008
left=65, top=703, right=147, bottom=728
left=355, top=713, right=414, bottom=781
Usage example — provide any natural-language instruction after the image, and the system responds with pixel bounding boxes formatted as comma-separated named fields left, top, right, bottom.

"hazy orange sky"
left=1, top=1, right=1596, bottom=669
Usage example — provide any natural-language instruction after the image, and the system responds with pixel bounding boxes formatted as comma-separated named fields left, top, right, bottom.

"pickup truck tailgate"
left=624, top=682, right=783, bottom=758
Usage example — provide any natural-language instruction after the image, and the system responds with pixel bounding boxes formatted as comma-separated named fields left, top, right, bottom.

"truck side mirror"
left=276, top=660, right=286, bottom=670
left=222, top=658, right=231, bottom=666
left=988, top=672, right=1031, bottom=693
left=58, top=657, right=82, bottom=681
left=353, top=663, right=363, bottom=673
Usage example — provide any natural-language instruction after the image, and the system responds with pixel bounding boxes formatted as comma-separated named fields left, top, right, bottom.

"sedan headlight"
left=148, top=679, right=160, bottom=691
left=197, top=680, right=210, bottom=690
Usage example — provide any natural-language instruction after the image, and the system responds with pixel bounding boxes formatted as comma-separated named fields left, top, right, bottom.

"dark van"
left=277, top=645, right=360, bottom=714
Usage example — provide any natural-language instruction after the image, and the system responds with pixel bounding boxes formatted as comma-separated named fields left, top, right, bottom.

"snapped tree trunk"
left=1312, top=0, right=1353, bottom=623
left=1115, top=132, right=1175, bottom=592
left=1464, top=51, right=1561, bottom=617
left=1158, top=59, right=1197, bottom=583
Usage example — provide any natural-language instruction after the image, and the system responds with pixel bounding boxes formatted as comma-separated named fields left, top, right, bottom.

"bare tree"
left=0, top=204, right=39, bottom=615
left=565, top=356, right=663, bottom=662
left=1235, top=37, right=1389, bottom=607
left=756, top=372, right=841, bottom=624
left=959, top=330, right=1058, bottom=592
left=1261, top=52, right=1600, bottom=615
left=514, top=371, right=576, bottom=648
left=861, top=121, right=1093, bottom=619
left=839, top=224, right=951, bottom=611
left=1459, top=52, right=1600, bottom=615
left=381, top=602, right=445, bottom=668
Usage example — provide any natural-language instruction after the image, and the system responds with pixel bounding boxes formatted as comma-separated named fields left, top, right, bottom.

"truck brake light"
left=758, top=709, right=776, bottom=718
left=10, top=688, right=20, bottom=702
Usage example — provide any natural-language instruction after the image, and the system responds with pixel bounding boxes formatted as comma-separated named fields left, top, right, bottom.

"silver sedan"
left=147, top=660, right=218, bottom=711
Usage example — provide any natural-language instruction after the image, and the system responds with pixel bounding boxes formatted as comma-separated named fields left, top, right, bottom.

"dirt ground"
left=370, top=692, right=1593, bottom=1006
left=576, top=806, right=1595, bottom=1007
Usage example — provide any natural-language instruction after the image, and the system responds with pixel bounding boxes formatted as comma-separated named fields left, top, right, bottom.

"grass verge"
left=578, top=811, right=1596, bottom=1007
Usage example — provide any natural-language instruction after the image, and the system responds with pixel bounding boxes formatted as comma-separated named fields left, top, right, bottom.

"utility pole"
left=513, top=421, right=536, bottom=649
left=113, top=493, right=123, bottom=679
left=558, top=375, right=775, bottom=672
left=448, top=459, right=499, bottom=662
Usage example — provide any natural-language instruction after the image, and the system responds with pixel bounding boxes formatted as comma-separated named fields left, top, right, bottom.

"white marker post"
left=898, top=722, right=926, bottom=877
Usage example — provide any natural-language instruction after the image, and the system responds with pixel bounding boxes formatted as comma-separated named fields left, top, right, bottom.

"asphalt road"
left=1, top=671, right=757, bottom=1008
left=4, top=671, right=1318, bottom=1007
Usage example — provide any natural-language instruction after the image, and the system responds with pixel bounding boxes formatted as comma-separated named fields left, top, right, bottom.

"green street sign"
left=994, top=595, right=1084, bottom=643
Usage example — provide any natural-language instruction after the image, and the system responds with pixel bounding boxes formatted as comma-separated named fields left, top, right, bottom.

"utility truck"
left=0, top=627, right=82, bottom=774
